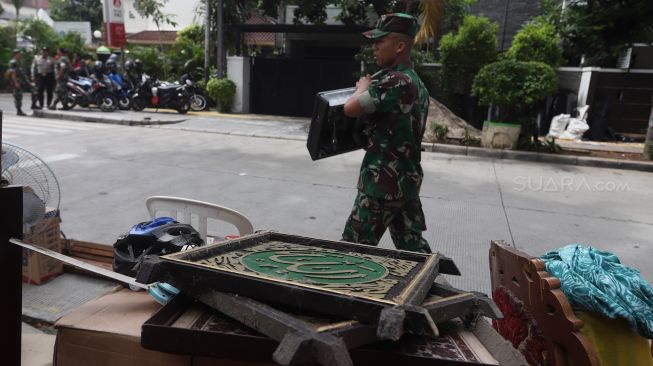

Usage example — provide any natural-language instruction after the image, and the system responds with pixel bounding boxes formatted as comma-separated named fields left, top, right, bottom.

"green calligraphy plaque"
left=241, top=250, right=388, bottom=284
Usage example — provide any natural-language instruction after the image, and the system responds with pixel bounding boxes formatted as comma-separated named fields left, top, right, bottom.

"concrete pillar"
left=227, top=56, right=250, bottom=114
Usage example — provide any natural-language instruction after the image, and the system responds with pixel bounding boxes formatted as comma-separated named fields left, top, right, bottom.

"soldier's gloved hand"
left=148, top=282, right=180, bottom=305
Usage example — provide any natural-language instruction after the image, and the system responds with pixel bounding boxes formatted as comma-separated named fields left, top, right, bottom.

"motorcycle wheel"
left=118, top=96, right=131, bottom=110
left=190, top=94, right=207, bottom=111
left=131, top=97, right=146, bottom=111
left=176, top=100, right=190, bottom=114
left=61, top=95, right=77, bottom=110
left=97, top=92, right=118, bottom=112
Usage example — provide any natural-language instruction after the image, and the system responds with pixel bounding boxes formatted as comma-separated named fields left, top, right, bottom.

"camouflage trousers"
left=54, top=81, right=68, bottom=101
left=342, top=191, right=431, bottom=253
left=13, top=85, right=36, bottom=110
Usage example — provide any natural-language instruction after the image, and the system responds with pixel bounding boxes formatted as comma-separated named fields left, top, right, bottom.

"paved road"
left=3, top=108, right=652, bottom=295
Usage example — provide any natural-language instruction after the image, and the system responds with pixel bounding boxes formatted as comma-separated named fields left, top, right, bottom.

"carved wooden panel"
left=489, top=240, right=599, bottom=366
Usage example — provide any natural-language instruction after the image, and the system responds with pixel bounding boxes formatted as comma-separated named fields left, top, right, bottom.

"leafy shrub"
left=128, top=46, right=168, bottom=79
left=438, top=15, right=498, bottom=96
left=505, top=20, right=563, bottom=68
left=472, top=59, right=558, bottom=123
left=206, top=77, right=236, bottom=113
left=518, top=136, right=561, bottom=153
left=431, top=123, right=449, bottom=141
left=167, top=24, right=204, bottom=80
left=461, top=128, right=481, bottom=146
left=57, top=31, right=86, bottom=59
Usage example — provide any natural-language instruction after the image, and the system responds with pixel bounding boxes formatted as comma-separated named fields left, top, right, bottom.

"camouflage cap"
left=13, top=48, right=22, bottom=54
left=362, top=13, right=419, bottom=39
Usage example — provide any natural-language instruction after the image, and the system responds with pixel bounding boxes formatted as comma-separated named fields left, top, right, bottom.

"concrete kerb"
left=33, top=109, right=186, bottom=126
left=423, top=142, right=653, bottom=173
left=30, top=108, right=653, bottom=173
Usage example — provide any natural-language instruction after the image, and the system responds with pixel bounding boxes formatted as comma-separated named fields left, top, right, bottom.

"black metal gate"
left=250, top=57, right=359, bottom=117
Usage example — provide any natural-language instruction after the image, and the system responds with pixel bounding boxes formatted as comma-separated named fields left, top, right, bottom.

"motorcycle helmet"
left=106, top=59, right=118, bottom=73
left=112, top=217, right=204, bottom=277
left=124, top=60, right=134, bottom=72
left=134, top=59, right=143, bottom=73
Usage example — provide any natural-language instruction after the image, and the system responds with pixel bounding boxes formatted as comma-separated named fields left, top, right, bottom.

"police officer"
left=6, top=49, right=36, bottom=116
left=31, top=46, right=55, bottom=109
left=49, top=48, right=71, bottom=110
left=341, top=13, right=431, bottom=253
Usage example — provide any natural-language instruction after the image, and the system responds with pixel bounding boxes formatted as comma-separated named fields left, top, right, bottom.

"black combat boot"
left=17, top=108, right=26, bottom=116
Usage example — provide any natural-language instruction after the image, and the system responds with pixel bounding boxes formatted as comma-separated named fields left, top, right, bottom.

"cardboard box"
left=54, top=289, right=280, bottom=366
left=22, top=216, right=63, bottom=284
left=54, top=289, right=191, bottom=366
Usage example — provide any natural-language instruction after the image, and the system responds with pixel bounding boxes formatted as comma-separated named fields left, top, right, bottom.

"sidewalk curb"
left=33, top=109, right=186, bottom=126
left=31, top=107, right=652, bottom=173
left=422, top=142, right=653, bottom=173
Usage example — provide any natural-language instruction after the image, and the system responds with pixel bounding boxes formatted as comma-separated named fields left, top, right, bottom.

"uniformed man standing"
left=48, top=48, right=71, bottom=110
left=341, top=13, right=431, bottom=253
left=6, top=49, right=35, bottom=116
left=31, top=47, right=55, bottom=109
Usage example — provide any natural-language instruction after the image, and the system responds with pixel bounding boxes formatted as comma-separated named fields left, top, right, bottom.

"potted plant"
left=472, top=59, right=558, bottom=149
left=207, top=77, right=236, bottom=113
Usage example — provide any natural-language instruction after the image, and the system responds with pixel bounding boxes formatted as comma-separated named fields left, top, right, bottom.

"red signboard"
left=102, top=0, right=126, bottom=48
left=104, top=22, right=126, bottom=48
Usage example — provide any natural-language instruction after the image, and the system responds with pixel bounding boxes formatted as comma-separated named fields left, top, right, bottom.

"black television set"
left=306, top=88, right=366, bottom=161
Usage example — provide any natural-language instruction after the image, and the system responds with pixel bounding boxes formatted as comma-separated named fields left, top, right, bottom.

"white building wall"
left=123, top=0, right=203, bottom=33
left=227, top=56, right=250, bottom=113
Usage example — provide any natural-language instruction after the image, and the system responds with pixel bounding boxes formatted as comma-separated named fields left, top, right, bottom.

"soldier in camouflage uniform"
left=341, top=13, right=431, bottom=253
left=6, top=49, right=36, bottom=116
left=49, top=48, right=71, bottom=110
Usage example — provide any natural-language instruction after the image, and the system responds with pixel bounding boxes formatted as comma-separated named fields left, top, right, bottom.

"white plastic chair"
left=145, top=196, right=254, bottom=242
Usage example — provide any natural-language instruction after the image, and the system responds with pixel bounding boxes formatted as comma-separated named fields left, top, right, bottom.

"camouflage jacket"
left=7, top=58, right=29, bottom=89
left=55, top=56, right=71, bottom=82
left=356, top=61, right=429, bottom=200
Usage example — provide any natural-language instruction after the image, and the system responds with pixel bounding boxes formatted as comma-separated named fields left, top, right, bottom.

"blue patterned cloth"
left=541, top=244, right=653, bottom=338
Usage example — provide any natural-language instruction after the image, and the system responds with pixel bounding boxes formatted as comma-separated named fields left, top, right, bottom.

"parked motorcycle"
left=107, top=72, right=133, bottom=110
left=64, top=76, right=118, bottom=112
left=180, top=74, right=208, bottom=111
left=131, top=74, right=191, bottom=114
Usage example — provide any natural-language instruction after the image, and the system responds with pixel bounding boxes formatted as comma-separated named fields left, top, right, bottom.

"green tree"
left=49, top=0, right=103, bottom=34
left=57, top=31, right=87, bottom=57
left=505, top=20, right=562, bottom=68
left=18, top=18, right=60, bottom=51
left=133, top=0, right=178, bottom=30
left=166, top=24, right=205, bottom=79
left=543, top=0, right=653, bottom=66
left=438, top=15, right=497, bottom=118
left=472, top=59, right=558, bottom=123
left=128, top=46, right=167, bottom=79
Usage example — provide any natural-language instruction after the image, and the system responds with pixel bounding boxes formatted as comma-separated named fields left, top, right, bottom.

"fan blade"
left=1, top=148, right=19, bottom=173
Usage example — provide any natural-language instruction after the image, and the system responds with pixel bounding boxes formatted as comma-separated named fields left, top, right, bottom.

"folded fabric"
left=541, top=244, right=653, bottom=338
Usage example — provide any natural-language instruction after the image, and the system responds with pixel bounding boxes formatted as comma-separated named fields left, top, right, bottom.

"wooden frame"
left=142, top=294, right=501, bottom=366
left=137, top=231, right=461, bottom=341
left=489, top=240, right=600, bottom=366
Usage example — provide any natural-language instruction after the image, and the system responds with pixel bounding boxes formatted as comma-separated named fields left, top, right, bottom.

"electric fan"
left=1, top=142, right=61, bottom=233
